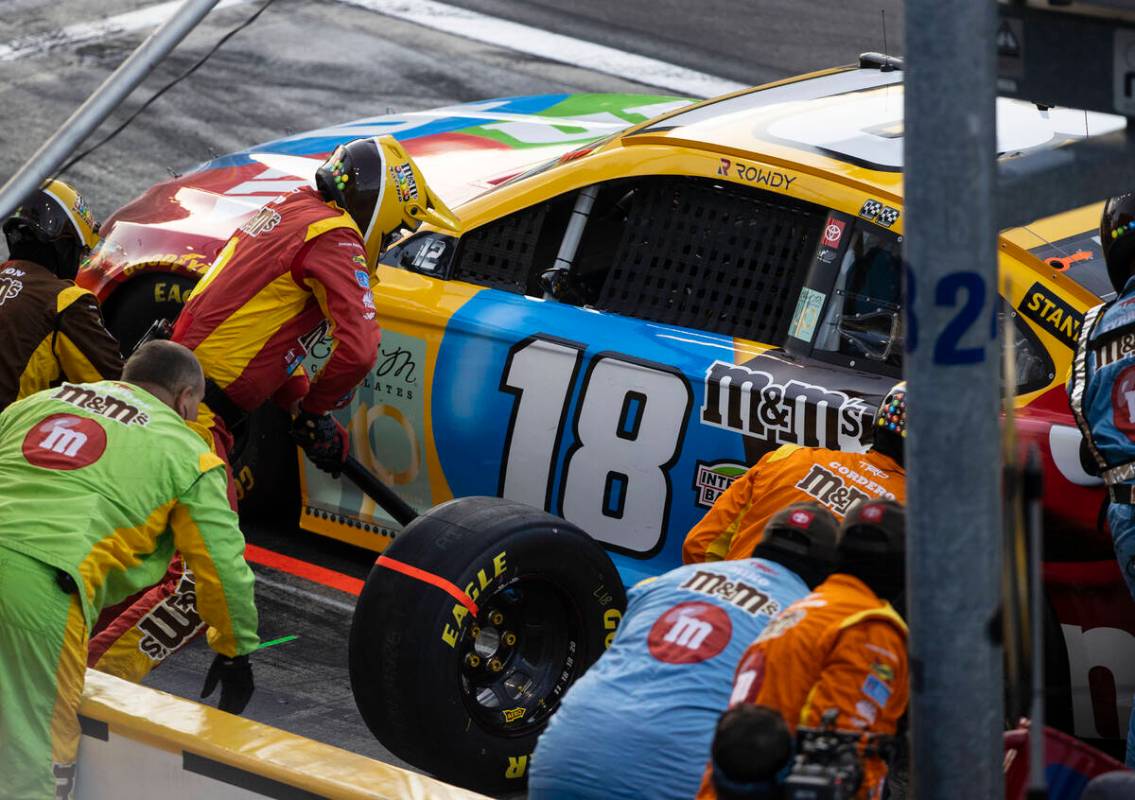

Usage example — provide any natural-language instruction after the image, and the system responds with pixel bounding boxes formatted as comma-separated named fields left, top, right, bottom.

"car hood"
left=81, top=93, right=690, bottom=295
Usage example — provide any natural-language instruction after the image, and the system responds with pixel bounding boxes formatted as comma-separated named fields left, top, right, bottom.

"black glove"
left=290, top=410, right=349, bottom=476
left=200, top=654, right=254, bottom=714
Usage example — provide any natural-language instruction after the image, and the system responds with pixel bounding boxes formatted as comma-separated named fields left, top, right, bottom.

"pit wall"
left=76, top=669, right=489, bottom=800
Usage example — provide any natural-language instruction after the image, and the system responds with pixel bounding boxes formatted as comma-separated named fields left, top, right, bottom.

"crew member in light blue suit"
left=1068, top=192, right=1135, bottom=767
left=529, top=503, right=840, bottom=800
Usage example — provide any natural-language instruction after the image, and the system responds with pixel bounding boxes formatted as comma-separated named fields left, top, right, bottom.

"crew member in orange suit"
left=697, top=500, right=909, bottom=800
left=684, top=382, right=906, bottom=564
left=89, top=135, right=459, bottom=682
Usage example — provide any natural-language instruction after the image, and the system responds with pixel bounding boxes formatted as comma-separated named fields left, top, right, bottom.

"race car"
left=77, top=53, right=1131, bottom=790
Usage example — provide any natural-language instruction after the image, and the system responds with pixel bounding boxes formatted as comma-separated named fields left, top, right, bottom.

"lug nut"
left=503, top=631, right=517, bottom=647
left=489, top=610, right=504, bottom=626
left=470, top=625, right=481, bottom=638
left=488, top=658, right=504, bottom=673
left=465, top=653, right=481, bottom=668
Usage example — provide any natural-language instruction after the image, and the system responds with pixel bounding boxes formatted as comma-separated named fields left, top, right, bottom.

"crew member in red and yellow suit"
left=697, top=500, right=909, bottom=800
left=89, top=136, right=459, bottom=682
left=0, top=180, right=122, bottom=410
left=683, top=382, right=907, bottom=564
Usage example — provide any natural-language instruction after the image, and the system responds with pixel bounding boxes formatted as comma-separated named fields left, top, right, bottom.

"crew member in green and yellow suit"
left=0, top=340, right=259, bottom=800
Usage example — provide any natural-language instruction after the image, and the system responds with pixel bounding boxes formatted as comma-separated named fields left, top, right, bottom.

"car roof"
left=613, top=63, right=1125, bottom=204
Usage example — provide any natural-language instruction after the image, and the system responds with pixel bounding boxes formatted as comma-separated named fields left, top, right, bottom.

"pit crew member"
left=0, top=180, right=122, bottom=410
left=173, top=134, right=458, bottom=490
left=696, top=499, right=909, bottom=800
left=708, top=704, right=793, bottom=800
left=1067, top=191, right=1135, bottom=767
left=529, top=503, right=840, bottom=800
left=90, top=136, right=458, bottom=682
left=683, top=381, right=907, bottom=564
left=0, top=341, right=259, bottom=800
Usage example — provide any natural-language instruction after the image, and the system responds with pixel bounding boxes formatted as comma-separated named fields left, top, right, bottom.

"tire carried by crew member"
left=348, top=496, right=625, bottom=794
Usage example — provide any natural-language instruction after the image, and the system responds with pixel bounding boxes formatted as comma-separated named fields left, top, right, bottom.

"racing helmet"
left=838, top=499, right=906, bottom=560
left=1101, top=193, right=1135, bottom=294
left=2, top=179, right=99, bottom=280
left=315, top=135, right=459, bottom=268
left=836, top=499, right=906, bottom=604
left=872, top=380, right=907, bottom=467
left=751, top=502, right=840, bottom=587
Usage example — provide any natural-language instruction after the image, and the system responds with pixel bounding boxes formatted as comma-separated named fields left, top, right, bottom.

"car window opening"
left=583, top=176, right=822, bottom=347
left=786, top=219, right=1054, bottom=392
left=813, top=228, right=903, bottom=369
left=1002, top=305, right=1055, bottom=395
left=445, top=175, right=825, bottom=345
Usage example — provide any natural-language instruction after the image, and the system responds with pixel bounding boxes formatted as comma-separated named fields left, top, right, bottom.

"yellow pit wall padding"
left=77, top=669, right=490, bottom=800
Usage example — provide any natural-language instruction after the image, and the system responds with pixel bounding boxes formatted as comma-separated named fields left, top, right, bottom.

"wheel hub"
left=456, top=578, right=581, bottom=735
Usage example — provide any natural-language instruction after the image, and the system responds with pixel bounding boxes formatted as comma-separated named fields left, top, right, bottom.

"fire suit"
left=174, top=185, right=380, bottom=419
left=683, top=445, right=905, bottom=564
left=695, top=573, right=908, bottom=800
left=92, top=186, right=380, bottom=683
left=1068, top=285, right=1135, bottom=766
left=0, top=380, right=259, bottom=799
left=529, top=558, right=810, bottom=800
left=0, top=259, right=122, bottom=410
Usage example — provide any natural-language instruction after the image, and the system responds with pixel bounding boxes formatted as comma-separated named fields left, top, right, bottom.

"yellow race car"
left=79, top=52, right=1129, bottom=789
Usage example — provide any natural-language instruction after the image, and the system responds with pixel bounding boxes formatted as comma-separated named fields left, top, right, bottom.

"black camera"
left=783, top=710, right=892, bottom=800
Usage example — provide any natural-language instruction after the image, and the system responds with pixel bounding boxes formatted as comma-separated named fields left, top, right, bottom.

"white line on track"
left=0, top=0, right=257, bottom=62
left=0, top=0, right=746, bottom=98
left=253, top=572, right=359, bottom=615
left=334, top=0, right=747, bottom=98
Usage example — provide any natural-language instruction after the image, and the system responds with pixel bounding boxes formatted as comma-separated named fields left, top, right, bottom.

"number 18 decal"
left=499, top=336, right=693, bottom=555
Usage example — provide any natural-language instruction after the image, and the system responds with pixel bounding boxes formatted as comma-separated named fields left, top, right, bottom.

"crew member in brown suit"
left=0, top=180, right=122, bottom=409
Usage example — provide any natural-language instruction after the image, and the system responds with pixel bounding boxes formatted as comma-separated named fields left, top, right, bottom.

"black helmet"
left=1101, top=193, right=1135, bottom=295
left=751, top=502, right=840, bottom=587
left=871, top=381, right=907, bottom=467
left=2, top=179, right=99, bottom=280
left=315, top=135, right=458, bottom=269
left=837, top=499, right=906, bottom=604
left=838, top=499, right=906, bottom=560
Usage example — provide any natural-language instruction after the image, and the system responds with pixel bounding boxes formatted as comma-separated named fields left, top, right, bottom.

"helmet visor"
left=7, top=192, right=79, bottom=243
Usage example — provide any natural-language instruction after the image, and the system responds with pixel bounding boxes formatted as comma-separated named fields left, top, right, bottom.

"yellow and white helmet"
left=315, top=135, right=459, bottom=268
left=3, top=179, right=99, bottom=279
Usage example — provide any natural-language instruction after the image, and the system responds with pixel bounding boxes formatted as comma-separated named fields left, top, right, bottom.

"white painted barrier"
left=76, top=670, right=489, bottom=800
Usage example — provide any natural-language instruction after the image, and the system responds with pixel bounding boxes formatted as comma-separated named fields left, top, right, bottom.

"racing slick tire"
left=100, top=272, right=195, bottom=355
left=348, top=496, right=625, bottom=794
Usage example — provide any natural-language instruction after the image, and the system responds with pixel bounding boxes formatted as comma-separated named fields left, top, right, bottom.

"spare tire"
left=348, top=497, right=625, bottom=795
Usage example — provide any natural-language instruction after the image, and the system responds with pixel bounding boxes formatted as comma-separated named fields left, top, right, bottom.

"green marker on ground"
left=257, top=634, right=299, bottom=650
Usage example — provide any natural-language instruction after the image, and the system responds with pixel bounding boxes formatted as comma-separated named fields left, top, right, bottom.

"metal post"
left=551, top=184, right=599, bottom=273
left=1026, top=449, right=1046, bottom=798
left=544, top=184, right=599, bottom=299
left=904, top=1, right=1003, bottom=798
left=0, top=0, right=221, bottom=221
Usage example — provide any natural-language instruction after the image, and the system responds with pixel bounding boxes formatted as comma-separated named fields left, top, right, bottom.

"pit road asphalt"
left=0, top=0, right=904, bottom=783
